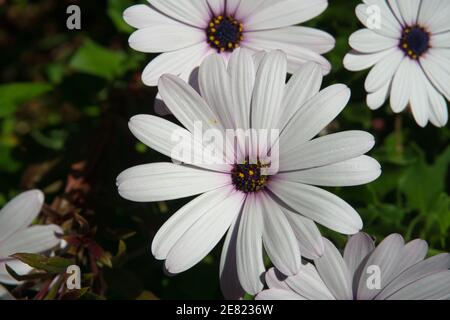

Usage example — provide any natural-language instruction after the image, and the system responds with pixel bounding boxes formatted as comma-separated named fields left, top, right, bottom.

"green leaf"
left=0, top=145, right=21, bottom=173
left=398, top=147, right=450, bottom=213
left=12, top=253, right=73, bottom=274
left=0, top=82, right=52, bottom=117
left=69, top=39, right=126, bottom=80
left=108, top=0, right=134, bottom=33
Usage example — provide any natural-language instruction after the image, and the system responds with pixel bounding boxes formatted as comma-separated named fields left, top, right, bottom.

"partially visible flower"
left=0, top=190, right=63, bottom=285
left=344, top=0, right=450, bottom=127
left=0, top=284, right=14, bottom=300
left=257, top=233, right=450, bottom=300
left=123, top=0, right=334, bottom=87
left=117, top=49, right=380, bottom=298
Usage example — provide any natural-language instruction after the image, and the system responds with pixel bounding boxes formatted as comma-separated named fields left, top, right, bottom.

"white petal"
left=233, top=0, right=268, bottom=21
left=431, top=32, right=450, bottom=48
left=392, top=239, right=428, bottom=277
left=355, top=3, right=402, bottom=38
left=392, top=0, right=420, bottom=26
left=251, top=50, right=286, bottom=130
left=278, top=62, right=323, bottom=130
left=236, top=194, right=265, bottom=295
left=0, top=190, right=44, bottom=243
left=256, top=288, right=304, bottom=300
left=420, top=50, right=450, bottom=101
left=418, top=0, right=450, bottom=33
left=356, top=234, right=405, bottom=300
left=220, top=213, right=245, bottom=300
left=206, top=0, right=225, bottom=16
left=245, top=26, right=334, bottom=54
left=349, top=29, right=397, bottom=53
left=409, top=66, right=430, bottom=127
left=268, top=180, right=362, bottom=235
left=285, top=262, right=335, bottom=300
left=315, top=238, right=353, bottom=300
left=199, top=54, right=235, bottom=130
left=226, top=0, right=244, bottom=16
left=265, top=268, right=291, bottom=291
left=366, top=81, right=390, bottom=110
left=150, top=0, right=211, bottom=27
left=280, top=85, right=351, bottom=146
left=152, top=186, right=232, bottom=260
left=387, top=271, right=450, bottom=300
left=280, top=130, right=375, bottom=172
left=365, top=48, right=403, bottom=92
left=281, top=207, right=324, bottom=259
left=264, top=264, right=334, bottom=300
left=0, top=225, right=62, bottom=258
left=426, top=79, right=448, bottom=127
left=0, top=260, right=32, bottom=285
left=158, top=74, right=225, bottom=133
left=343, top=48, right=394, bottom=71
left=376, top=253, right=450, bottom=300
left=123, top=4, right=180, bottom=29
left=243, top=41, right=331, bottom=75
left=141, top=43, right=212, bottom=86
left=129, top=24, right=205, bottom=53
left=390, top=57, right=414, bottom=113
left=244, top=0, right=328, bottom=31
left=343, top=232, right=375, bottom=278
left=261, top=193, right=301, bottom=276
left=228, top=48, right=256, bottom=131
left=280, top=156, right=381, bottom=187
left=117, top=163, right=231, bottom=202
left=128, top=115, right=230, bottom=172
left=164, top=189, right=245, bottom=273
left=154, top=70, right=201, bottom=116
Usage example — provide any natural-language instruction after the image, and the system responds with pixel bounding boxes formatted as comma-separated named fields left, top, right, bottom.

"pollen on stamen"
left=231, top=160, right=269, bottom=193
left=206, top=15, right=243, bottom=53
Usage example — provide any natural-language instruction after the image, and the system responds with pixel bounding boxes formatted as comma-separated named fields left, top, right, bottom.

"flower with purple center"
left=257, top=233, right=450, bottom=300
left=116, top=49, right=381, bottom=298
left=123, top=0, right=335, bottom=87
left=344, top=0, right=450, bottom=127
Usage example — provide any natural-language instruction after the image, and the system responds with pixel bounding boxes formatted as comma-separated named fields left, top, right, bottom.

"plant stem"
left=395, top=114, right=403, bottom=155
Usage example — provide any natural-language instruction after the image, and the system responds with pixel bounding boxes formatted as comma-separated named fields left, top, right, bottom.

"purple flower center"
left=400, top=26, right=430, bottom=59
left=231, top=160, right=269, bottom=193
left=206, top=15, right=243, bottom=53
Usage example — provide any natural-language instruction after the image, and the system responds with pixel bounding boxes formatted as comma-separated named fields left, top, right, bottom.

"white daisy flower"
left=0, top=190, right=63, bottom=285
left=116, top=49, right=380, bottom=298
left=257, top=232, right=450, bottom=300
left=344, top=0, right=450, bottom=127
left=123, top=0, right=335, bottom=86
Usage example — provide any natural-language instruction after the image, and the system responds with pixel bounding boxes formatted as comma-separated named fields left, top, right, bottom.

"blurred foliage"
left=0, top=0, right=448, bottom=300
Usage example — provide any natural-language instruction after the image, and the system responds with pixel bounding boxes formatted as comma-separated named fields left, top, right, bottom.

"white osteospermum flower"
left=116, top=49, right=381, bottom=298
left=0, top=190, right=63, bottom=285
left=257, top=233, right=450, bottom=300
left=344, top=0, right=450, bottom=127
left=123, top=0, right=335, bottom=86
